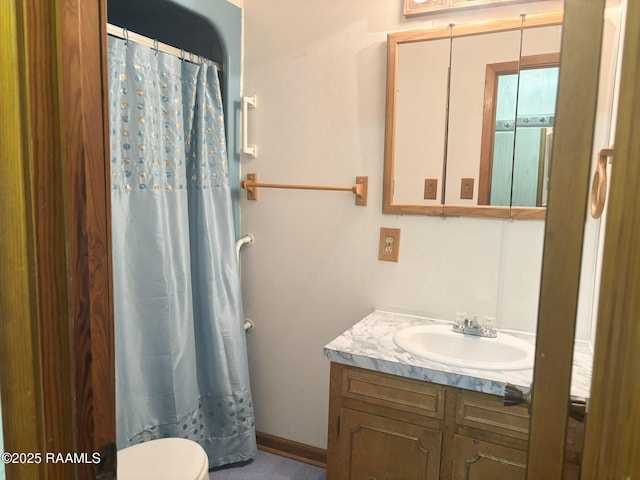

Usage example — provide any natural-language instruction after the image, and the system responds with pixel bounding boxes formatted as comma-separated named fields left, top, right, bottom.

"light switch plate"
left=379, top=228, right=400, bottom=262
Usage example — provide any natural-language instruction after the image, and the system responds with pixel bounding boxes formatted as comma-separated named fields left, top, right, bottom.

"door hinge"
left=337, top=415, right=341, bottom=436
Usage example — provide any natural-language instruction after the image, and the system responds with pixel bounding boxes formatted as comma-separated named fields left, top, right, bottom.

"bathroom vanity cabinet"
left=326, top=363, right=584, bottom=480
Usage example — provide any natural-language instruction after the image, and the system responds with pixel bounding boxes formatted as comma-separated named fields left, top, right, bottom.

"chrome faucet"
left=452, top=315, right=497, bottom=338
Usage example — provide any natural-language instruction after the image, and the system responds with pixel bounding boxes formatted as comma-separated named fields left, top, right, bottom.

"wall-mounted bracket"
left=354, top=176, right=368, bottom=206
left=241, top=174, right=368, bottom=206
left=241, top=95, right=257, bottom=158
left=242, top=173, right=260, bottom=200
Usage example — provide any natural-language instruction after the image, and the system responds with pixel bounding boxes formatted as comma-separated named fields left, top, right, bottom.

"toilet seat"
left=117, top=438, right=209, bottom=480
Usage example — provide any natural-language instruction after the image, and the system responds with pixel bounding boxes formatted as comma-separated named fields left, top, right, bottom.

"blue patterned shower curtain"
left=107, top=36, right=256, bottom=467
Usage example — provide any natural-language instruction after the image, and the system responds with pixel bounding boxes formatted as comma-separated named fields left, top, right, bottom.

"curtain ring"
left=153, top=38, right=159, bottom=55
left=180, top=48, right=185, bottom=62
left=123, top=28, right=129, bottom=46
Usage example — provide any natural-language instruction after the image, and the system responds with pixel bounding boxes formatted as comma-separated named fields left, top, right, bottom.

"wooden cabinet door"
left=337, top=408, right=442, bottom=480
left=451, top=434, right=527, bottom=480
left=451, top=434, right=581, bottom=480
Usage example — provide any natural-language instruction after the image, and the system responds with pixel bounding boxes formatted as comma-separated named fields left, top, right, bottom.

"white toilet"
left=117, top=438, right=209, bottom=480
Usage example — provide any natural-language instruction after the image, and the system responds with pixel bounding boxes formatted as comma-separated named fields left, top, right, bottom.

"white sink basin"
left=393, top=324, right=535, bottom=371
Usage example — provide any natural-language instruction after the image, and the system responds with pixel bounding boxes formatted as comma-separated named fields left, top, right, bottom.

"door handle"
left=503, top=383, right=586, bottom=423
left=503, top=382, right=533, bottom=412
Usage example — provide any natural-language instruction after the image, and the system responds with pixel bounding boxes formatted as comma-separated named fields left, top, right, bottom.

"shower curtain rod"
left=106, top=23, right=221, bottom=70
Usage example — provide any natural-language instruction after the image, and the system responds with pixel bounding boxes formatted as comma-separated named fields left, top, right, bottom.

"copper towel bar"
left=241, top=173, right=368, bottom=206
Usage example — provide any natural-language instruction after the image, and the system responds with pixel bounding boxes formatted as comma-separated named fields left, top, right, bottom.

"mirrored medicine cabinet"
left=383, top=13, right=563, bottom=219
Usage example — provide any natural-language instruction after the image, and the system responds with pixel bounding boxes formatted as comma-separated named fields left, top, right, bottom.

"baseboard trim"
left=256, top=431, right=327, bottom=469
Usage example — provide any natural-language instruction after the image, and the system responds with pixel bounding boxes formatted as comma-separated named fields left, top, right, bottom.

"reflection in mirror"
left=512, top=24, right=562, bottom=209
left=383, top=14, right=564, bottom=218
left=512, top=65, right=559, bottom=207
left=394, top=38, right=451, bottom=206
left=479, top=55, right=560, bottom=207
left=447, top=23, right=562, bottom=212
left=446, top=29, right=522, bottom=208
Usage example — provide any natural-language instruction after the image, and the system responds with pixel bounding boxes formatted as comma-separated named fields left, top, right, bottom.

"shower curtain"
left=107, top=36, right=256, bottom=467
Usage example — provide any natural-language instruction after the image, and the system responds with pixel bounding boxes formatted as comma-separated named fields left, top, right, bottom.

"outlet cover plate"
left=424, top=178, right=438, bottom=200
left=460, top=178, right=474, bottom=200
left=379, top=228, right=401, bottom=262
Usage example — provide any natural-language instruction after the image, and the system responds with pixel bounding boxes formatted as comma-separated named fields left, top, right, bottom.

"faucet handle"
left=482, top=315, right=496, bottom=330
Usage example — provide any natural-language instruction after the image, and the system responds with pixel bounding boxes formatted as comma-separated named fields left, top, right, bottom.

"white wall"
left=239, top=0, right=609, bottom=450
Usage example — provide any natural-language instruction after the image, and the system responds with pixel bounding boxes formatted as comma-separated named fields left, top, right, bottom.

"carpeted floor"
left=209, top=450, right=326, bottom=480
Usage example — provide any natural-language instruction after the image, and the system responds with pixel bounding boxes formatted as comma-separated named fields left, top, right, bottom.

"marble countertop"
left=324, top=310, right=593, bottom=400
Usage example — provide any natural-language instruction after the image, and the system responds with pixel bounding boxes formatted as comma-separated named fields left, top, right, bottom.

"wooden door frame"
left=526, top=0, right=606, bottom=478
left=581, top=0, right=640, bottom=475
left=0, top=0, right=115, bottom=479
left=2, top=1, right=639, bottom=479
left=0, top=2, right=52, bottom=478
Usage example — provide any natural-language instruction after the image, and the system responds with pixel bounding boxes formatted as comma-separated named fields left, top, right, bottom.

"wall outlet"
left=460, top=178, right=474, bottom=199
left=379, top=228, right=400, bottom=262
left=424, top=178, right=438, bottom=200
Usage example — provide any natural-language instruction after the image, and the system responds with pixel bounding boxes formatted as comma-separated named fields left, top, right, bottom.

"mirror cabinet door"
left=444, top=29, right=522, bottom=214
left=393, top=38, right=451, bottom=207
left=510, top=24, right=562, bottom=217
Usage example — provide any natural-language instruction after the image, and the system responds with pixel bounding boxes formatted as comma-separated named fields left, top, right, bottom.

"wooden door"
left=528, top=0, right=640, bottom=478
left=580, top=0, right=640, bottom=476
left=0, top=0, right=115, bottom=478
left=525, top=0, right=607, bottom=477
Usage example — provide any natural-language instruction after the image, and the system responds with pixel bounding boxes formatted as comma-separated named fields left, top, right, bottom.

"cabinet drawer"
left=341, top=367, right=446, bottom=419
left=456, top=391, right=530, bottom=440
left=457, top=391, right=585, bottom=452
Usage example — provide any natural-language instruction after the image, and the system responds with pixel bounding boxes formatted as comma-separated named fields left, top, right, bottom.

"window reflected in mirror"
left=479, top=57, right=559, bottom=207
left=446, top=29, right=522, bottom=208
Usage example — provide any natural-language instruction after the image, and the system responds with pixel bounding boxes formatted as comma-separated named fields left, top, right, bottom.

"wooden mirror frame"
left=382, top=12, right=563, bottom=218
left=404, top=0, right=534, bottom=18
